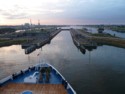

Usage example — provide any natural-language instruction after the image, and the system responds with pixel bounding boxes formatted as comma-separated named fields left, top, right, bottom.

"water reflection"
left=72, top=39, right=98, bottom=55
left=1, top=31, right=125, bottom=94
left=0, top=45, right=41, bottom=79
left=85, top=27, right=125, bottom=38
left=61, top=26, right=125, bottom=38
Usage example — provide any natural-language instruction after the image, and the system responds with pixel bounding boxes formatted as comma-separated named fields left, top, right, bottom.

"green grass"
left=0, top=39, right=28, bottom=47
left=110, top=27, right=125, bottom=33
left=92, top=33, right=116, bottom=37
left=92, top=37, right=125, bottom=48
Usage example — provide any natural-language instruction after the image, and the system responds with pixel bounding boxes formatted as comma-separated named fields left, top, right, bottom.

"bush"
left=0, top=28, right=16, bottom=34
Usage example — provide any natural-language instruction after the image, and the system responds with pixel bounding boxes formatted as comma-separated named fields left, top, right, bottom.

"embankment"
left=0, top=39, right=29, bottom=47
left=70, top=29, right=125, bottom=49
left=24, top=29, right=61, bottom=54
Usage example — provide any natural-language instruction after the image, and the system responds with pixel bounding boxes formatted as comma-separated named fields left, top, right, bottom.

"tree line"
left=0, top=28, right=16, bottom=34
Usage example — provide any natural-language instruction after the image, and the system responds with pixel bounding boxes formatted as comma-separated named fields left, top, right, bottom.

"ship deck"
left=8, top=68, right=62, bottom=84
left=0, top=63, right=75, bottom=94
left=0, top=83, right=67, bottom=94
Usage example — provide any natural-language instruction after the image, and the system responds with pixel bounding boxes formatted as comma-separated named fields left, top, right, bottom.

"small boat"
left=0, top=63, right=76, bottom=94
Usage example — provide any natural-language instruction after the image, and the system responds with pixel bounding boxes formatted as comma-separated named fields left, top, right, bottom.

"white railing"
left=0, top=75, right=12, bottom=84
left=47, top=63, right=77, bottom=94
left=0, top=67, right=29, bottom=85
left=0, top=63, right=77, bottom=94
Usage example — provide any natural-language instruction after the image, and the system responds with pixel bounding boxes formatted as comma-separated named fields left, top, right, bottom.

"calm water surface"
left=1, top=31, right=125, bottom=94
left=61, top=26, right=125, bottom=38
left=86, top=27, right=125, bottom=38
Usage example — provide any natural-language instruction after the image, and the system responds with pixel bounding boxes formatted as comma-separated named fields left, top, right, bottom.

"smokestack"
left=30, top=19, right=32, bottom=26
left=38, top=19, right=40, bottom=26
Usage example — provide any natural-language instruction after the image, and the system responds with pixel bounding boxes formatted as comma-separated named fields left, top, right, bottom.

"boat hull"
left=0, top=63, right=76, bottom=94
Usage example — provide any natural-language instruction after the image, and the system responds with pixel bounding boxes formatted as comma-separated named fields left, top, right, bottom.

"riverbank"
left=0, top=39, right=30, bottom=47
left=70, top=29, right=125, bottom=49
left=24, top=29, right=61, bottom=54
left=1, top=31, right=125, bottom=94
left=0, top=28, right=61, bottom=50
left=86, top=25, right=125, bottom=33
left=105, top=25, right=125, bottom=33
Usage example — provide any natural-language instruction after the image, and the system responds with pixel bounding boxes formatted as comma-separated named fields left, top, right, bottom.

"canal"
left=86, top=27, right=125, bottom=38
left=61, top=26, right=125, bottom=38
left=1, top=31, right=125, bottom=94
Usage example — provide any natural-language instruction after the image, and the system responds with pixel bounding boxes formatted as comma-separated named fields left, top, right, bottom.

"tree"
left=0, top=28, right=16, bottom=34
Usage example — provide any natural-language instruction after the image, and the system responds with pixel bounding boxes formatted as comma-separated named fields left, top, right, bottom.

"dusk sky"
left=0, top=0, right=125, bottom=25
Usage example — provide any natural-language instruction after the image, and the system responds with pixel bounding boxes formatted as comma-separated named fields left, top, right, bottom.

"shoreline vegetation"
left=0, top=27, right=61, bottom=48
left=0, top=39, right=28, bottom=47
left=90, top=31, right=125, bottom=48
left=85, top=25, right=125, bottom=33
left=71, top=28, right=125, bottom=49
left=104, top=25, right=125, bottom=33
left=110, top=27, right=125, bottom=33
left=0, top=28, right=16, bottom=34
left=0, top=25, right=125, bottom=49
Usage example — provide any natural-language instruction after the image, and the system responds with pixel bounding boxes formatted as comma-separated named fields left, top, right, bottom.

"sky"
left=0, top=0, right=125, bottom=25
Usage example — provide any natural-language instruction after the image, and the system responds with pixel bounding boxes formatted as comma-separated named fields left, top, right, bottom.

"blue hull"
left=0, top=63, right=76, bottom=94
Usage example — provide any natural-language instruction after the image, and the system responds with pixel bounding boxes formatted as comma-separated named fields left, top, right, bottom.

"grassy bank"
left=111, top=27, right=125, bottom=33
left=104, top=26, right=125, bottom=33
left=92, top=33, right=116, bottom=37
left=77, top=29, right=125, bottom=48
left=0, top=39, right=28, bottom=47
left=92, top=37, right=125, bottom=48
left=0, top=29, right=61, bottom=48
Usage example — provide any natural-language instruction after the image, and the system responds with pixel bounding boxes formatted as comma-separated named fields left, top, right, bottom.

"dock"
left=71, top=28, right=125, bottom=49
left=70, top=29, right=97, bottom=51
left=70, top=30, right=80, bottom=47
left=25, top=45, right=36, bottom=54
left=23, top=29, right=61, bottom=54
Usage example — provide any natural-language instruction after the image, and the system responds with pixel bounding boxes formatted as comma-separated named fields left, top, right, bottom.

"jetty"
left=25, top=45, right=36, bottom=54
left=23, top=29, right=61, bottom=54
left=70, top=29, right=80, bottom=47
left=70, top=29, right=97, bottom=51
left=70, top=28, right=125, bottom=49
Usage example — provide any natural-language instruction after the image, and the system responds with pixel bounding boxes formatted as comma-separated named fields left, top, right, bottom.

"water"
left=86, top=27, right=125, bottom=38
left=1, top=31, right=125, bottom=94
left=61, top=26, right=125, bottom=38
left=15, top=30, right=25, bottom=33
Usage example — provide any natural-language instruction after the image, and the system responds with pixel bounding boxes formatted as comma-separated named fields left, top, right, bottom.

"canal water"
left=86, top=27, right=125, bottom=38
left=1, top=31, right=125, bottom=94
left=61, top=26, right=125, bottom=38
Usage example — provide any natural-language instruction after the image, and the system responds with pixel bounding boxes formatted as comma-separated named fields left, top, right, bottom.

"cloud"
left=50, top=9, right=64, bottom=13
left=0, top=5, right=30, bottom=19
left=0, top=10, right=29, bottom=19
left=0, top=2, right=65, bottom=20
left=0, top=0, right=125, bottom=24
left=7, top=13, right=29, bottom=19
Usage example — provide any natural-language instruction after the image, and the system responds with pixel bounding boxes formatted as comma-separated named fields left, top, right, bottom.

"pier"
left=25, top=45, right=36, bottom=54
left=70, top=30, right=80, bottom=47
left=70, top=28, right=125, bottom=49
left=23, top=29, right=61, bottom=54
left=70, top=29, right=97, bottom=51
